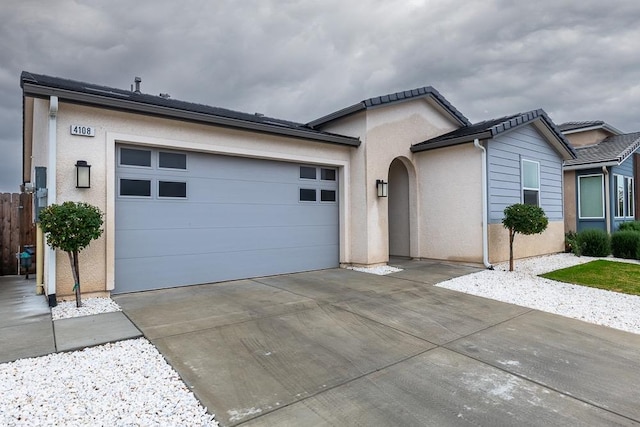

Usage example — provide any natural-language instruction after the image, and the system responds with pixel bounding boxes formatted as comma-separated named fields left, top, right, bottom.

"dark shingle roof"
left=564, top=132, right=640, bottom=168
left=411, top=109, right=576, bottom=159
left=558, top=121, right=622, bottom=135
left=307, top=86, right=470, bottom=128
left=20, top=71, right=360, bottom=147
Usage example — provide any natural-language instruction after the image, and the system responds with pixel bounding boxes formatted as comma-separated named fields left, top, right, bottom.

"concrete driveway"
left=113, top=260, right=640, bottom=426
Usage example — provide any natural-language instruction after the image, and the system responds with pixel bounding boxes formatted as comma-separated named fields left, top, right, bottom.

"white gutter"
left=474, top=138, right=493, bottom=269
left=46, top=96, right=58, bottom=299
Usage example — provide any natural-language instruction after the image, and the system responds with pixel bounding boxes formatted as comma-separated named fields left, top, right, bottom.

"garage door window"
left=120, top=148, right=152, bottom=167
left=299, top=188, right=316, bottom=201
left=159, top=181, right=187, bottom=198
left=321, top=189, right=336, bottom=202
left=300, top=166, right=316, bottom=180
left=159, top=152, right=187, bottom=170
left=120, top=179, right=151, bottom=197
left=321, top=168, right=336, bottom=181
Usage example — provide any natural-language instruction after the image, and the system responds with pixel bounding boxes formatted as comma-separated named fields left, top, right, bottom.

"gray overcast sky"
left=2, top=0, right=640, bottom=192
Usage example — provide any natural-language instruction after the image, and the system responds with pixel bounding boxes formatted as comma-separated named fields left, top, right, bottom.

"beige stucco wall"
left=488, top=221, right=565, bottom=263
left=564, top=170, right=577, bottom=233
left=415, top=143, right=484, bottom=262
left=34, top=99, right=353, bottom=296
left=320, top=98, right=460, bottom=265
left=565, top=129, right=610, bottom=147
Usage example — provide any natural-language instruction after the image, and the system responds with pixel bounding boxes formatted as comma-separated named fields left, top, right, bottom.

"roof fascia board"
left=306, top=103, right=364, bottom=129
left=564, top=161, right=618, bottom=170
left=424, top=96, right=469, bottom=126
left=562, top=124, right=623, bottom=136
left=411, top=131, right=492, bottom=152
left=23, top=83, right=360, bottom=147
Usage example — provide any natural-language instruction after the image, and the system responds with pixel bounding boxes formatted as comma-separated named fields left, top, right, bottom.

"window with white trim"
left=615, top=174, right=636, bottom=218
left=578, top=174, right=604, bottom=219
left=628, top=177, right=635, bottom=218
left=522, top=159, right=540, bottom=206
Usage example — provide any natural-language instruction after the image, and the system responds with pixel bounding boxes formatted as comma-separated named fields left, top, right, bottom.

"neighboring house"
left=21, top=71, right=573, bottom=301
left=560, top=121, right=639, bottom=233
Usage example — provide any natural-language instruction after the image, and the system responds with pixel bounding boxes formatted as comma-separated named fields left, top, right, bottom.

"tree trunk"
left=67, top=251, right=82, bottom=308
left=509, top=228, right=515, bottom=272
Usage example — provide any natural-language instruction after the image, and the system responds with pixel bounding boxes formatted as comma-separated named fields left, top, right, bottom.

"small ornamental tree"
left=502, top=203, right=548, bottom=271
left=39, top=202, right=104, bottom=307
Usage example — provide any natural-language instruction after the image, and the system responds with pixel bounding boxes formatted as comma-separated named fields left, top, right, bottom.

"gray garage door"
left=114, top=145, right=339, bottom=293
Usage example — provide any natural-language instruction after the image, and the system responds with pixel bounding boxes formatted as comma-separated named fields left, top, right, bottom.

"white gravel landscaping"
left=436, top=253, right=640, bottom=335
left=0, top=338, right=218, bottom=427
left=347, top=265, right=403, bottom=275
left=51, top=297, right=122, bottom=320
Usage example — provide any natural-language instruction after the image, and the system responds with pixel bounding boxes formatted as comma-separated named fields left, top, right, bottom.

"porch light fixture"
left=376, top=179, right=388, bottom=197
left=75, top=160, right=91, bottom=188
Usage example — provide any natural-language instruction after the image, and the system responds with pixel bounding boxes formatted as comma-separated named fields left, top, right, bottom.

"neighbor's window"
left=578, top=174, right=604, bottom=219
left=614, top=175, right=636, bottom=218
left=300, top=166, right=316, bottom=180
left=120, top=148, right=152, bottom=167
left=159, top=181, right=187, bottom=198
left=522, top=159, right=540, bottom=206
left=120, top=179, right=151, bottom=197
left=159, top=152, right=187, bottom=170
left=628, top=177, right=635, bottom=218
left=615, top=174, right=625, bottom=218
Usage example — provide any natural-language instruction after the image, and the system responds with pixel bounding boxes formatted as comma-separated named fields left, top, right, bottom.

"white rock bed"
left=347, top=265, right=403, bottom=275
left=51, top=297, right=122, bottom=320
left=0, top=338, right=218, bottom=427
left=436, top=253, right=640, bottom=335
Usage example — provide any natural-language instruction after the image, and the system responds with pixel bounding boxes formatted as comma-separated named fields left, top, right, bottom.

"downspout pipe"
left=474, top=138, right=493, bottom=269
left=46, top=96, right=58, bottom=306
left=602, top=166, right=611, bottom=234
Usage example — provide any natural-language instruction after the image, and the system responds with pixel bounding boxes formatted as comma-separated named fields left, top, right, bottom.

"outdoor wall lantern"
left=75, top=160, right=91, bottom=188
left=376, top=179, right=388, bottom=197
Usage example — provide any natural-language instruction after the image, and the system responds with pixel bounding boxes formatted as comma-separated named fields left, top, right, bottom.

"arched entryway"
left=388, top=158, right=410, bottom=257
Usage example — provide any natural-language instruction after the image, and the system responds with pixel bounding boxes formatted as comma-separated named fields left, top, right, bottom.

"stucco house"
left=21, top=71, right=574, bottom=302
left=560, top=121, right=639, bottom=233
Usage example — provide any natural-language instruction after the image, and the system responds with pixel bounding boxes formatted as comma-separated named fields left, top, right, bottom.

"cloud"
left=1, top=0, right=640, bottom=191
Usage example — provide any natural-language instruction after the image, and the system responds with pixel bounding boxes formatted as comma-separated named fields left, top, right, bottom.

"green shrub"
left=618, top=221, right=640, bottom=232
left=565, top=231, right=580, bottom=255
left=611, top=230, right=640, bottom=259
left=577, top=229, right=610, bottom=257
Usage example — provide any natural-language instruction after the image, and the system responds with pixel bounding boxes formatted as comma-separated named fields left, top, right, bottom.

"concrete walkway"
left=113, top=260, right=640, bottom=426
left=0, top=276, right=141, bottom=363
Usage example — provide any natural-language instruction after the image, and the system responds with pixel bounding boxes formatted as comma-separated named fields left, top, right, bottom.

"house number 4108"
left=70, top=125, right=95, bottom=137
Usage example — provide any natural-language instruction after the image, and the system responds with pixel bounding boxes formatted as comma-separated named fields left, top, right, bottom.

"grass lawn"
left=540, top=260, right=640, bottom=296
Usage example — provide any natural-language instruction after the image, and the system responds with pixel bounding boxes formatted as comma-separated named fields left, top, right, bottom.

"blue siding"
left=487, top=124, right=564, bottom=223
left=611, top=151, right=637, bottom=230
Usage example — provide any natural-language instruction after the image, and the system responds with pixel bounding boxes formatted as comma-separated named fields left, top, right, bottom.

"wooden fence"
left=0, top=193, right=36, bottom=275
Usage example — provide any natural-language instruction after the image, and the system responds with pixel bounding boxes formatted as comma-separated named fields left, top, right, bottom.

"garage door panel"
left=115, top=146, right=339, bottom=293
left=115, top=224, right=339, bottom=259
left=116, top=201, right=337, bottom=230
left=115, top=244, right=338, bottom=293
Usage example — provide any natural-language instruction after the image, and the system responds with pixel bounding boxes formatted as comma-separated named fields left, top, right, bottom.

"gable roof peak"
left=307, top=85, right=470, bottom=128
left=411, top=108, right=576, bottom=160
left=558, top=120, right=622, bottom=135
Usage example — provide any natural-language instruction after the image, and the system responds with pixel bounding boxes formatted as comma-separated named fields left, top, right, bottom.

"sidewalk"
left=0, top=276, right=141, bottom=364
